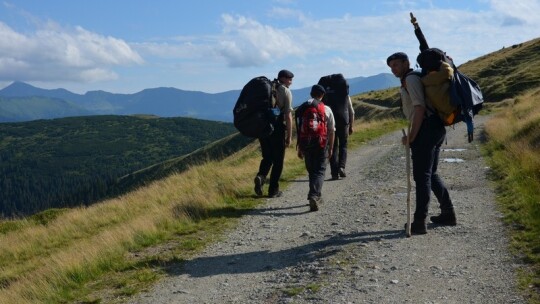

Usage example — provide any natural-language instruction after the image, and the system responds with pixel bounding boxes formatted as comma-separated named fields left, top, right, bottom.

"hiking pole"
left=402, top=129, right=412, bottom=237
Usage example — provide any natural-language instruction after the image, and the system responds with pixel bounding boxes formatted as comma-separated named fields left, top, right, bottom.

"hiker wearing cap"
left=387, top=52, right=456, bottom=235
left=295, top=84, right=335, bottom=212
left=254, top=69, right=294, bottom=198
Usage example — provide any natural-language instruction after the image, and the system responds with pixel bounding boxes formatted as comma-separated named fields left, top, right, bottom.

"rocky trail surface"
left=129, top=116, right=525, bottom=304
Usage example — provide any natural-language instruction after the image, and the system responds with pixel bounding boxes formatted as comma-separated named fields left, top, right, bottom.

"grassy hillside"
left=0, top=96, right=91, bottom=122
left=351, top=87, right=401, bottom=121
left=483, top=88, right=540, bottom=302
left=350, top=37, right=540, bottom=118
left=458, top=38, right=540, bottom=102
left=0, top=115, right=239, bottom=217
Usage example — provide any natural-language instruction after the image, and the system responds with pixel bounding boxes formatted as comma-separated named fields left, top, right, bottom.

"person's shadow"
left=163, top=229, right=402, bottom=277
left=247, top=203, right=312, bottom=216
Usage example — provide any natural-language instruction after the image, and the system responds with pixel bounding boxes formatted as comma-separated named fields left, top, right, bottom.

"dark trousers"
left=257, top=124, right=285, bottom=193
left=410, top=115, right=454, bottom=221
left=330, top=123, right=349, bottom=176
left=304, top=147, right=327, bottom=200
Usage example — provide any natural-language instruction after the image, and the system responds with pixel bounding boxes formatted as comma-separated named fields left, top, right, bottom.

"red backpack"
left=295, top=99, right=327, bottom=151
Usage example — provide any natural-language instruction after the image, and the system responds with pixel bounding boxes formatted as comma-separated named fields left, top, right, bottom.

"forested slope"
left=0, top=115, right=240, bottom=217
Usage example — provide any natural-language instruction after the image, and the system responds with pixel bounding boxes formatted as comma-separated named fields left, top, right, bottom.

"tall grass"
left=0, top=119, right=403, bottom=303
left=483, top=88, right=540, bottom=303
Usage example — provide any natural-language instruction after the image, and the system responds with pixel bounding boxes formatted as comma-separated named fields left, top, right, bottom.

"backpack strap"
left=308, top=99, right=326, bottom=125
left=315, top=100, right=326, bottom=124
left=401, top=69, right=422, bottom=92
left=271, top=79, right=282, bottom=108
left=402, top=70, right=436, bottom=118
left=294, top=102, right=308, bottom=151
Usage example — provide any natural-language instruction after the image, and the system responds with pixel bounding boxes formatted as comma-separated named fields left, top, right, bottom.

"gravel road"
left=129, top=115, right=526, bottom=304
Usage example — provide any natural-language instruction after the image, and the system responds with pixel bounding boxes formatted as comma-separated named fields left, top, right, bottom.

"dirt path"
left=129, top=116, right=525, bottom=304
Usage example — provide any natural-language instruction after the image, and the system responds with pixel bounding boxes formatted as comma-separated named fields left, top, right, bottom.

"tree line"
left=0, top=115, right=237, bottom=217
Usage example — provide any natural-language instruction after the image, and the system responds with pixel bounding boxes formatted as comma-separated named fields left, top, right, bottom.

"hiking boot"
left=268, top=190, right=282, bottom=198
left=404, top=220, right=427, bottom=235
left=430, top=210, right=457, bottom=226
left=338, top=168, right=346, bottom=178
left=331, top=174, right=339, bottom=180
left=309, top=197, right=319, bottom=212
left=254, top=175, right=265, bottom=196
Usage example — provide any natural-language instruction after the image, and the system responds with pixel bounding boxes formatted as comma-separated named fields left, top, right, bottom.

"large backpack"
left=233, top=76, right=281, bottom=138
left=295, top=99, right=327, bottom=152
left=416, top=48, right=484, bottom=142
left=317, top=74, right=349, bottom=126
left=410, top=13, right=484, bottom=142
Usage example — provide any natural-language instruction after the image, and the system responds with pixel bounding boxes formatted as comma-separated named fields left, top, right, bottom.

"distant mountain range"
left=0, top=73, right=399, bottom=122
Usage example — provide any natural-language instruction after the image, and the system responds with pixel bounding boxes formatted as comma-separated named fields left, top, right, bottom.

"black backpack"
left=416, top=48, right=484, bottom=142
left=233, top=76, right=281, bottom=138
left=317, top=74, right=350, bottom=126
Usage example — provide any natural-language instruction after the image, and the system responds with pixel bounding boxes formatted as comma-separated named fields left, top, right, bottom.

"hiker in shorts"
left=254, top=69, right=294, bottom=198
left=387, top=52, right=456, bottom=235
left=296, top=84, right=335, bottom=212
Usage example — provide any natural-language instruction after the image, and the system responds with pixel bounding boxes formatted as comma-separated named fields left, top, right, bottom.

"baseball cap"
left=386, top=52, right=409, bottom=66
left=278, top=69, right=294, bottom=78
left=310, top=84, right=326, bottom=95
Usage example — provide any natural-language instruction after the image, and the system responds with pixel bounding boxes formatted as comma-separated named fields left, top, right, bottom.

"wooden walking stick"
left=402, top=128, right=412, bottom=237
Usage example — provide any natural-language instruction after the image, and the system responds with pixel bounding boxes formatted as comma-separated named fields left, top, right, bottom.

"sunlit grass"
left=483, top=88, right=540, bottom=303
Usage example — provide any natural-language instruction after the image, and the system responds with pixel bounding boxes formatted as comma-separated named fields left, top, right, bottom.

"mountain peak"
left=0, top=81, right=82, bottom=100
left=0, top=81, right=43, bottom=97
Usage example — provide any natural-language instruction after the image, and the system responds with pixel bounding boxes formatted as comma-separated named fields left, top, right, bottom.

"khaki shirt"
left=400, top=73, right=426, bottom=121
left=276, top=84, right=293, bottom=115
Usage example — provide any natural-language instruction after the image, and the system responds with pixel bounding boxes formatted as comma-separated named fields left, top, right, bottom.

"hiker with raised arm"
left=387, top=52, right=456, bottom=235
left=410, top=12, right=484, bottom=142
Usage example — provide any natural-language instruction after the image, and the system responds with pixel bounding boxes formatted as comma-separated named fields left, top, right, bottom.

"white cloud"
left=134, top=40, right=217, bottom=60
left=0, top=20, right=143, bottom=83
left=79, top=68, right=118, bottom=82
left=140, top=3, right=540, bottom=92
left=490, top=0, right=540, bottom=26
left=269, top=7, right=306, bottom=21
left=2, top=0, right=540, bottom=94
left=217, top=14, right=303, bottom=67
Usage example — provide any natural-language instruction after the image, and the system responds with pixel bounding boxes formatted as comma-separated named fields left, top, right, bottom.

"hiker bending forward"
left=296, top=84, right=335, bottom=212
left=386, top=52, right=456, bottom=235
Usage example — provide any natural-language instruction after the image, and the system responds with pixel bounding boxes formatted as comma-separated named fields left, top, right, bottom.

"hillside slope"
left=350, top=37, right=540, bottom=117
left=459, top=37, right=540, bottom=102
left=0, top=115, right=240, bottom=217
left=0, top=96, right=91, bottom=122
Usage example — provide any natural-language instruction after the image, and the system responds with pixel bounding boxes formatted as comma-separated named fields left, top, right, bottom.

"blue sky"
left=0, top=0, right=539, bottom=94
